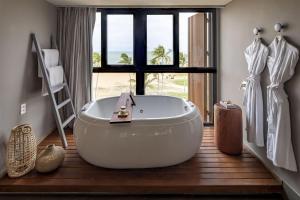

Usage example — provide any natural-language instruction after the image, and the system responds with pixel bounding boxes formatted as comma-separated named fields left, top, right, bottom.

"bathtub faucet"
left=129, top=91, right=136, bottom=106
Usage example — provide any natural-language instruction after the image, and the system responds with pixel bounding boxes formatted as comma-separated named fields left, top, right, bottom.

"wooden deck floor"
left=0, top=128, right=282, bottom=194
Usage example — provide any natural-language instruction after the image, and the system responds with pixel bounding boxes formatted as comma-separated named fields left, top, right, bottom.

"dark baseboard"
left=0, top=193, right=283, bottom=200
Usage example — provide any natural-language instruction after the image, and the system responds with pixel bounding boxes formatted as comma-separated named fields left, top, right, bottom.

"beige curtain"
left=57, top=7, right=96, bottom=119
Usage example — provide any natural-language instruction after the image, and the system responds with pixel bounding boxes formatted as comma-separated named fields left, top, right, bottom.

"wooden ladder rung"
left=58, top=98, right=71, bottom=109
left=62, top=114, right=76, bottom=128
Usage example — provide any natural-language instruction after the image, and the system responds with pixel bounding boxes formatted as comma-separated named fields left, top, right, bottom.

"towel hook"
left=253, top=27, right=262, bottom=41
left=274, top=23, right=287, bottom=40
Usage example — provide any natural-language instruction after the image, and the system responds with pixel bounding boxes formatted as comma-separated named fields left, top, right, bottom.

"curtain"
left=57, top=7, right=96, bottom=120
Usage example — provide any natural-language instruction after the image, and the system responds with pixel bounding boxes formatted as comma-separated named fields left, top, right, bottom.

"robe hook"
left=253, top=27, right=262, bottom=36
left=274, top=23, right=286, bottom=32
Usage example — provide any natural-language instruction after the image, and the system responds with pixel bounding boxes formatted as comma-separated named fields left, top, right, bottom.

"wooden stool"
left=214, top=103, right=242, bottom=155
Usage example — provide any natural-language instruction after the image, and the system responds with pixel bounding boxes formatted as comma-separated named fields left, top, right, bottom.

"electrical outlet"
left=20, top=103, right=26, bottom=115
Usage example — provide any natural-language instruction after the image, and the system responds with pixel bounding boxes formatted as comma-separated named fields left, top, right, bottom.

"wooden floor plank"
left=0, top=127, right=282, bottom=194
left=63, top=152, right=255, bottom=158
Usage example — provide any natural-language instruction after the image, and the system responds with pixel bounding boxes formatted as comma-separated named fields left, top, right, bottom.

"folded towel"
left=37, top=49, right=62, bottom=96
left=220, top=101, right=237, bottom=109
left=38, top=49, right=59, bottom=77
left=48, top=65, right=64, bottom=86
left=41, top=65, right=64, bottom=96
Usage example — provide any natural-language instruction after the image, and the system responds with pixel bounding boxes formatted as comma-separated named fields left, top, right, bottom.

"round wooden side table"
left=214, top=103, right=243, bottom=155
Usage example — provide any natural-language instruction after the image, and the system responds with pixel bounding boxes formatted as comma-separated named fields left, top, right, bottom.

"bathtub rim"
left=79, top=95, right=199, bottom=123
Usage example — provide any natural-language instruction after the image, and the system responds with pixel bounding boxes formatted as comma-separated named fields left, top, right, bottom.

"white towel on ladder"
left=38, top=49, right=64, bottom=96
left=38, top=49, right=59, bottom=76
left=47, top=65, right=64, bottom=86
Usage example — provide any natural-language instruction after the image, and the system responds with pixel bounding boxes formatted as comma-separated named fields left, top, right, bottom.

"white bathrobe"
left=267, top=36, right=298, bottom=172
left=244, top=39, right=269, bottom=147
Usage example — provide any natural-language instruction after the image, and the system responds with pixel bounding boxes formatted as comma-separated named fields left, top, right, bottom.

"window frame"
left=93, top=8, right=217, bottom=126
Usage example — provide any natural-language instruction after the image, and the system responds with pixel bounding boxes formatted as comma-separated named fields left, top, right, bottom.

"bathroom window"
left=92, top=8, right=217, bottom=125
left=107, top=14, right=134, bottom=65
left=145, top=73, right=188, bottom=99
left=147, top=15, right=174, bottom=65
left=93, top=12, right=101, bottom=68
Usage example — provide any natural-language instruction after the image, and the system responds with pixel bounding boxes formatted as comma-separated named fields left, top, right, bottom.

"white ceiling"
left=46, top=0, right=232, bottom=7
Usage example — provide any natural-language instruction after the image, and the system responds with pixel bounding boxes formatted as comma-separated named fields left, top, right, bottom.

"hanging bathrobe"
left=244, top=39, right=269, bottom=147
left=267, top=36, right=298, bottom=172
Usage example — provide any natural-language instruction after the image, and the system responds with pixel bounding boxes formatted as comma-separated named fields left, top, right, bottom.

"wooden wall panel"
left=188, top=13, right=208, bottom=121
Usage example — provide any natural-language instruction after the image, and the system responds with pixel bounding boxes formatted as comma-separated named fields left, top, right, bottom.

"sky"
left=147, top=15, right=173, bottom=52
left=92, top=12, right=197, bottom=54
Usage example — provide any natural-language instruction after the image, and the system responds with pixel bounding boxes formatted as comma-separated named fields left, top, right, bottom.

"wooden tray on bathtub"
left=110, top=92, right=135, bottom=124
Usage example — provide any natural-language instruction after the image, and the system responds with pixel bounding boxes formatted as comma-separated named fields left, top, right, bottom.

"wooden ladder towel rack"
left=32, top=33, right=76, bottom=148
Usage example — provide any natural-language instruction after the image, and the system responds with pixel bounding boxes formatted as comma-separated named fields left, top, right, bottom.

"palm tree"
left=149, top=45, right=172, bottom=93
left=150, top=45, right=172, bottom=65
left=93, top=52, right=101, bottom=67
left=119, top=53, right=132, bottom=65
left=179, top=52, right=187, bottom=67
left=118, top=53, right=134, bottom=90
left=145, top=73, right=158, bottom=88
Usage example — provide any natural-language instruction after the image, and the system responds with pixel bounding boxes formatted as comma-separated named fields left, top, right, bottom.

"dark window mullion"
left=136, top=72, right=145, bottom=95
left=101, top=11, right=107, bottom=68
left=92, top=67, right=217, bottom=73
left=174, top=12, right=179, bottom=68
left=135, top=11, right=146, bottom=95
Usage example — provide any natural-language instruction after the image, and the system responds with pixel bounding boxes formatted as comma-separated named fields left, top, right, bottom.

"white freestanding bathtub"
left=74, top=95, right=203, bottom=169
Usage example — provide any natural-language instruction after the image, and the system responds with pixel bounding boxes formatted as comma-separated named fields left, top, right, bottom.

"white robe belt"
left=247, top=74, right=261, bottom=82
left=243, top=74, right=260, bottom=106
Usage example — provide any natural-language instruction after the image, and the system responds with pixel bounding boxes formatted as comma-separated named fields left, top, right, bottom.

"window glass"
left=92, top=12, right=101, bottom=67
left=92, top=73, right=136, bottom=99
left=107, top=15, right=134, bottom=65
left=145, top=73, right=214, bottom=123
left=145, top=73, right=188, bottom=99
left=147, top=15, right=173, bottom=65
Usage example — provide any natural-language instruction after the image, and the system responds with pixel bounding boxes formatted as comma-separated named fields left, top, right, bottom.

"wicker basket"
left=6, top=124, right=37, bottom=178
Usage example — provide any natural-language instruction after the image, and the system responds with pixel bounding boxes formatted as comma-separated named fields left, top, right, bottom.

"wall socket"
left=20, top=103, right=26, bottom=115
